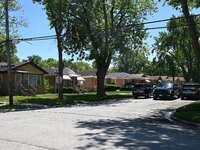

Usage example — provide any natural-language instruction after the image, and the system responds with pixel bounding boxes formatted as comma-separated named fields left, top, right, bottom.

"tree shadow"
left=75, top=110, right=200, bottom=150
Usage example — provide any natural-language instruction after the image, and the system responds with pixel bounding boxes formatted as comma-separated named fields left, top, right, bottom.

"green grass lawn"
left=174, top=100, right=200, bottom=124
left=0, top=91, right=132, bottom=107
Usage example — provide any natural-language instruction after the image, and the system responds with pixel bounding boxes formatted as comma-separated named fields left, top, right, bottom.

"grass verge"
left=174, top=100, right=200, bottom=124
left=0, top=91, right=132, bottom=107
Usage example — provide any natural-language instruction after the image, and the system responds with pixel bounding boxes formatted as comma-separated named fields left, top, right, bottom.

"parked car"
left=153, top=81, right=180, bottom=100
left=120, top=85, right=134, bottom=91
left=181, top=82, right=200, bottom=100
left=132, top=83, right=153, bottom=99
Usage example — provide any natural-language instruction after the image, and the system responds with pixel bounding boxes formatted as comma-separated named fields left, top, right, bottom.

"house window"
left=28, top=75, right=41, bottom=86
left=0, top=74, right=3, bottom=82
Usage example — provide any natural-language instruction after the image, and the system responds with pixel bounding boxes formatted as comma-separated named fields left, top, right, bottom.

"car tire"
left=181, top=96, right=184, bottom=100
left=134, top=96, right=138, bottom=99
left=145, top=93, right=151, bottom=98
left=153, top=96, right=157, bottom=100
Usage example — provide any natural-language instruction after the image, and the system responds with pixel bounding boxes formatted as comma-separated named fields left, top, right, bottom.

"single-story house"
left=43, top=67, right=85, bottom=93
left=0, top=61, right=47, bottom=96
left=77, top=70, right=97, bottom=92
left=78, top=71, right=145, bottom=91
left=106, top=72, right=144, bottom=87
left=133, top=74, right=185, bottom=85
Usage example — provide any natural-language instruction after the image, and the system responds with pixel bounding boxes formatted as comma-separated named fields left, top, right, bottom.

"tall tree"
left=33, top=0, right=69, bottom=101
left=153, top=15, right=200, bottom=81
left=113, top=50, right=149, bottom=74
left=162, top=0, right=200, bottom=65
left=22, top=55, right=42, bottom=65
left=61, top=0, right=156, bottom=97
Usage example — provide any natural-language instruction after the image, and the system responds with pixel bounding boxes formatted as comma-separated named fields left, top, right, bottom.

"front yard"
left=0, top=91, right=132, bottom=108
left=174, top=100, right=200, bottom=124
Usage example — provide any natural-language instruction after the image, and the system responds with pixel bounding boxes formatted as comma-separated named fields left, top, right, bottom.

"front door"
left=15, top=74, right=22, bottom=89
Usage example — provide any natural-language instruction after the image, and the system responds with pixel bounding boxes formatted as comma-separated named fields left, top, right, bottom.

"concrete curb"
left=170, top=109, right=200, bottom=127
left=0, top=108, right=40, bottom=113
left=0, top=103, right=48, bottom=113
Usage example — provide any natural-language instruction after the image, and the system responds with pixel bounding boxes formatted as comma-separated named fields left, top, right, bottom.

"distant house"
left=78, top=71, right=144, bottom=91
left=77, top=70, right=97, bottom=92
left=133, top=74, right=185, bottom=85
left=0, top=61, right=47, bottom=96
left=106, top=72, right=144, bottom=86
left=43, top=67, right=85, bottom=93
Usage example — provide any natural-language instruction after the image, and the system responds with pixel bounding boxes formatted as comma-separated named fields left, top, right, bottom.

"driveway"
left=0, top=98, right=199, bottom=150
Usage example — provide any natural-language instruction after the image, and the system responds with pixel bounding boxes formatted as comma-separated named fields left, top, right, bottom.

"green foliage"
left=162, top=0, right=200, bottom=10
left=33, top=0, right=157, bottom=97
left=22, top=55, right=42, bottom=65
left=44, top=79, right=54, bottom=93
left=0, top=36, right=20, bottom=63
left=104, top=84, right=120, bottom=91
left=113, top=50, right=149, bottom=74
left=0, top=0, right=27, bottom=63
left=0, top=0, right=28, bottom=35
left=0, top=85, right=6, bottom=96
left=152, top=15, right=200, bottom=81
left=63, top=87, right=75, bottom=93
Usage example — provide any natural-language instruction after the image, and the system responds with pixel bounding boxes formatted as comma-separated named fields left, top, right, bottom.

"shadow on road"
left=76, top=111, right=200, bottom=150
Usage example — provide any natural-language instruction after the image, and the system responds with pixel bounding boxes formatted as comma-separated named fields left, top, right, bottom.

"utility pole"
left=5, top=0, right=13, bottom=105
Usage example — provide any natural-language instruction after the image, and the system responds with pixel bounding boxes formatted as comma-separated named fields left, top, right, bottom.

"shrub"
left=0, top=85, right=6, bottom=96
left=63, top=87, right=75, bottom=93
left=44, top=79, right=55, bottom=93
left=104, top=84, right=120, bottom=91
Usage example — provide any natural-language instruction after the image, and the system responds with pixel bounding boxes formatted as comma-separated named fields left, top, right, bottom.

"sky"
left=14, top=0, right=199, bottom=62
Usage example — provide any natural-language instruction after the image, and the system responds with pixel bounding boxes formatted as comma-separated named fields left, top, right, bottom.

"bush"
left=63, top=87, right=75, bottom=93
left=44, top=79, right=55, bottom=93
left=0, top=86, right=6, bottom=96
left=104, top=84, right=120, bottom=91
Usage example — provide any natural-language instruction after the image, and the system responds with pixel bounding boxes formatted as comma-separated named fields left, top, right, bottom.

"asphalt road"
left=0, top=98, right=200, bottom=150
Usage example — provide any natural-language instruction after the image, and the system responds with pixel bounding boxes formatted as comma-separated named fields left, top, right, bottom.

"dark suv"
left=132, top=83, right=153, bottom=99
left=153, top=81, right=180, bottom=100
left=181, top=82, right=200, bottom=100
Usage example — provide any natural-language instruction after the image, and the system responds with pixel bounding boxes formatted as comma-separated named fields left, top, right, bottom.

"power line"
left=126, top=14, right=200, bottom=27
left=9, top=14, right=200, bottom=42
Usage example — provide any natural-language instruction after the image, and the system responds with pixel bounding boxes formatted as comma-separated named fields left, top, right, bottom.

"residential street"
left=0, top=98, right=200, bottom=150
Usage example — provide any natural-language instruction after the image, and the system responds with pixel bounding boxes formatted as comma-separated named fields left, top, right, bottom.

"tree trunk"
left=96, top=64, right=107, bottom=97
left=181, top=0, right=200, bottom=65
left=5, top=0, right=13, bottom=105
left=55, top=29, right=64, bottom=101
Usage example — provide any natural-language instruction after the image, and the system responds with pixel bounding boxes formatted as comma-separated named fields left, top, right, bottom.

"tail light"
left=196, top=88, right=200, bottom=91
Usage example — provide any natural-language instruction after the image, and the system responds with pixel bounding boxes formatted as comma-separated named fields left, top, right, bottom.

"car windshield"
left=183, top=85, right=199, bottom=89
left=158, top=82, right=173, bottom=88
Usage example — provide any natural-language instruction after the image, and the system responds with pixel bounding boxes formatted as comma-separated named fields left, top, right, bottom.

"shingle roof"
left=107, top=72, right=144, bottom=80
left=77, top=70, right=97, bottom=76
left=43, top=67, right=79, bottom=76
left=0, top=61, right=47, bottom=73
left=132, top=74, right=146, bottom=78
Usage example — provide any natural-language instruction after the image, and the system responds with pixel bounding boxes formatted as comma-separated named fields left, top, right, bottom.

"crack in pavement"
left=0, top=138, right=59, bottom=150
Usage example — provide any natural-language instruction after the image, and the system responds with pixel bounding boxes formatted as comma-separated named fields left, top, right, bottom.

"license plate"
left=159, top=94, right=163, bottom=97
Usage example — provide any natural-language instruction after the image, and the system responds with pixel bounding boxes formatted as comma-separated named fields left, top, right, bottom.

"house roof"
left=0, top=61, right=48, bottom=74
left=107, top=72, right=144, bottom=80
left=132, top=74, right=146, bottom=78
left=145, top=75, right=160, bottom=80
left=77, top=70, right=97, bottom=77
left=43, top=67, right=79, bottom=77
